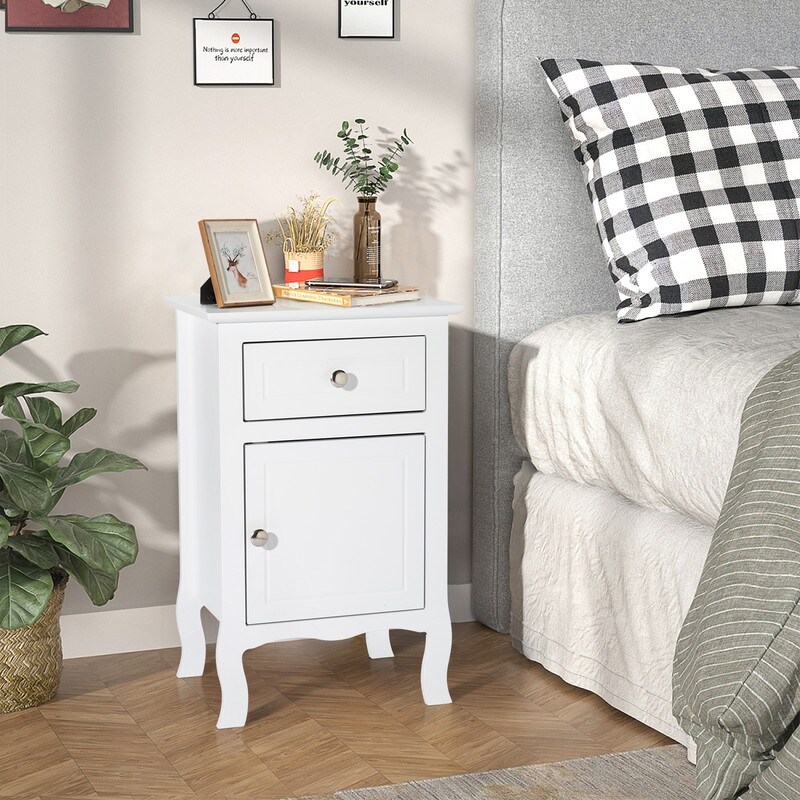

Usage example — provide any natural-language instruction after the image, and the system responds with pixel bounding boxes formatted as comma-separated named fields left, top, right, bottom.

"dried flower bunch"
left=265, top=193, right=339, bottom=254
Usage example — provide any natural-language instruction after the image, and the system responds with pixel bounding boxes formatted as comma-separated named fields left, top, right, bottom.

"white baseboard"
left=61, top=604, right=184, bottom=660
left=61, top=583, right=475, bottom=660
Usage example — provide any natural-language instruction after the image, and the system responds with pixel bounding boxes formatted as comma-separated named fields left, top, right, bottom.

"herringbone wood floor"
left=1, top=622, right=673, bottom=799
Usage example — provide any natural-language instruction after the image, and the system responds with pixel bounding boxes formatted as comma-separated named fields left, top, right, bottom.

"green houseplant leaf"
left=20, top=421, right=70, bottom=470
left=0, top=429, right=27, bottom=464
left=53, top=448, right=146, bottom=492
left=0, top=456, right=53, bottom=513
left=0, top=381, right=79, bottom=404
left=0, top=325, right=46, bottom=358
left=34, top=514, right=138, bottom=574
left=6, top=533, right=60, bottom=570
left=25, top=396, right=63, bottom=431
left=0, top=549, right=54, bottom=630
left=0, top=323, right=145, bottom=630
left=55, top=548, right=119, bottom=606
left=3, top=394, right=26, bottom=422
left=61, top=408, right=97, bottom=439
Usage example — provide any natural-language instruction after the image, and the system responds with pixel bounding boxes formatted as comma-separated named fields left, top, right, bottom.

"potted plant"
left=0, top=324, right=145, bottom=713
left=314, top=119, right=412, bottom=281
left=265, top=193, right=339, bottom=286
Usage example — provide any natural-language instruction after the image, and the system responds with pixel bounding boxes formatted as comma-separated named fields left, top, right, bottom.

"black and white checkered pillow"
left=541, top=59, right=800, bottom=322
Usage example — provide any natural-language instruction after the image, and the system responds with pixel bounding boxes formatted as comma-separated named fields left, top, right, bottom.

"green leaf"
left=0, top=549, right=53, bottom=629
left=0, top=381, right=79, bottom=404
left=25, top=396, right=63, bottom=431
left=3, top=394, right=26, bottom=422
left=0, top=517, right=9, bottom=548
left=0, top=325, right=46, bottom=359
left=61, top=407, right=97, bottom=439
left=0, top=457, right=52, bottom=513
left=354, top=118, right=365, bottom=125
left=55, top=547, right=118, bottom=606
left=53, top=448, right=146, bottom=492
left=38, top=487, right=65, bottom=518
left=0, top=430, right=26, bottom=463
left=6, top=532, right=60, bottom=570
left=0, top=489, right=24, bottom=520
left=20, top=421, right=70, bottom=470
left=35, top=513, right=138, bottom=573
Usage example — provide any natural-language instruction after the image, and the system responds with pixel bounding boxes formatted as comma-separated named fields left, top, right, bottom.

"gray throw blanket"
left=674, top=350, right=800, bottom=800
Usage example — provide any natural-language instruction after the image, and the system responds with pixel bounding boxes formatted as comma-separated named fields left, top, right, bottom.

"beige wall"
left=1, top=0, right=475, bottom=614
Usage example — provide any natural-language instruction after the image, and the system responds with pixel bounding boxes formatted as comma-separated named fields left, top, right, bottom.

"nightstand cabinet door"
left=244, top=434, right=426, bottom=625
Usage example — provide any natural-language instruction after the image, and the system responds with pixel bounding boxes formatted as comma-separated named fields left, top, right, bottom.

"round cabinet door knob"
left=331, top=370, right=349, bottom=388
left=250, top=529, right=270, bottom=548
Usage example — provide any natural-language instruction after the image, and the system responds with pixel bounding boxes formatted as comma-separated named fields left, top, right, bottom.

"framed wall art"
left=194, top=17, right=274, bottom=87
left=5, top=0, right=134, bottom=32
left=339, top=0, right=395, bottom=39
left=199, top=219, right=275, bottom=308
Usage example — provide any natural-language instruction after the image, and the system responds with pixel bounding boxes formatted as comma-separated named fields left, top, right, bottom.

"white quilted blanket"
left=508, top=305, right=800, bottom=526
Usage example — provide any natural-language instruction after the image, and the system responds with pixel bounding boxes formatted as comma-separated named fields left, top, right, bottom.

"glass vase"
left=353, top=196, right=381, bottom=281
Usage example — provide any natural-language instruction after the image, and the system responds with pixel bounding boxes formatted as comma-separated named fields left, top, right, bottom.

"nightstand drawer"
left=242, top=336, right=426, bottom=420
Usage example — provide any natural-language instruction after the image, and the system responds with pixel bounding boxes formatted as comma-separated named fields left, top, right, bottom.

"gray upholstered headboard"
left=472, top=0, right=800, bottom=631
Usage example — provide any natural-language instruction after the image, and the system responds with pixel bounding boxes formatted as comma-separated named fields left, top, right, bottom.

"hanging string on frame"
left=207, top=0, right=258, bottom=20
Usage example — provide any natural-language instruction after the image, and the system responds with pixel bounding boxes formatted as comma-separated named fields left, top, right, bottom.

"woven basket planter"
left=0, top=574, right=67, bottom=713
left=283, top=250, right=324, bottom=284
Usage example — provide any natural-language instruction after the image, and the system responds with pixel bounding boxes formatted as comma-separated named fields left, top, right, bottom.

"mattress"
left=510, top=462, right=713, bottom=745
left=508, top=305, right=800, bottom=527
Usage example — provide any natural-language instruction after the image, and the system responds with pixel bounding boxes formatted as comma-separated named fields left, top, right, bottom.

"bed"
left=473, top=0, right=800, bottom=760
left=508, top=306, right=800, bottom=745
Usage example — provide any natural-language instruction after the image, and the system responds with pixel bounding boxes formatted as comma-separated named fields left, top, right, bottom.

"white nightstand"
left=166, top=296, right=460, bottom=728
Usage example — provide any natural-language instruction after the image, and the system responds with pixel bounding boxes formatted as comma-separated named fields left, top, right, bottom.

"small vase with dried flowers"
left=265, top=193, right=338, bottom=286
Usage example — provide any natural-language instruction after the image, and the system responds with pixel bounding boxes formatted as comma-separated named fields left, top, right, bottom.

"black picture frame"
left=4, top=0, right=134, bottom=33
left=193, top=17, right=275, bottom=87
left=338, top=0, right=395, bottom=39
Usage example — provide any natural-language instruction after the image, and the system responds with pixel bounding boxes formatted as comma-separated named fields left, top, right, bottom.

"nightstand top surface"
left=165, top=296, right=462, bottom=323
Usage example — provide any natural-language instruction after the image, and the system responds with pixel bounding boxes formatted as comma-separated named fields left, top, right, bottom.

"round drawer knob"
left=250, top=529, right=270, bottom=548
left=331, top=370, right=349, bottom=388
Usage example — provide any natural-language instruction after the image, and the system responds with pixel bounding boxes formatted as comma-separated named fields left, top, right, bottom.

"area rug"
left=305, top=746, right=697, bottom=800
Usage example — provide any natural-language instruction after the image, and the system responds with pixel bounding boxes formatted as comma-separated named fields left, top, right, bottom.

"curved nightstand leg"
left=421, top=619, right=452, bottom=705
left=215, top=632, right=249, bottom=729
left=366, top=630, right=394, bottom=659
left=175, top=592, right=206, bottom=678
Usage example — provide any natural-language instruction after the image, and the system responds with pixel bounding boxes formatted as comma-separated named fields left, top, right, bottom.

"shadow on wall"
left=383, top=145, right=470, bottom=288
left=4, top=343, right=179, bottom=614
left=260, top=147, right=471, bottom=287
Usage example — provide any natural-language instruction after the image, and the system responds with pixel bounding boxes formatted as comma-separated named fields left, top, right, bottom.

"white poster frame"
left=194, top=18, right=275, bottom=87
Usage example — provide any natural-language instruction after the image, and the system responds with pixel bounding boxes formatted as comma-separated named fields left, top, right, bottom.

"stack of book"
left=274, top=284, right=420, bottom=308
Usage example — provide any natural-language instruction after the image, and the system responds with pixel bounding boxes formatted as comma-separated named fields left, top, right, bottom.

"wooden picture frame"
left=5, top=0, right=134, bottom=33
left=339, top=0, right=395, bottom=39
left=199, top=219, right=275, bottom=308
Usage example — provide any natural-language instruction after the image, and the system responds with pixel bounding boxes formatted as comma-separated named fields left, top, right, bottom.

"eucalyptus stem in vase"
left=314, top=119, right=412, bottom=281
